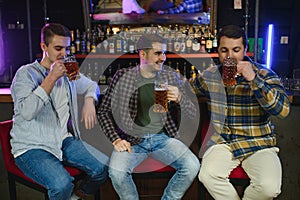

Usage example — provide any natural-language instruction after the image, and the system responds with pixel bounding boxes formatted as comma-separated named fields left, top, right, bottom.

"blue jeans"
left=109, top=133, right=200, bottom=200
left=15, top=137, right=109, bottom=200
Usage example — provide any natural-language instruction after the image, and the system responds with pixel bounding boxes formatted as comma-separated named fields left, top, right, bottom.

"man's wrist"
left=176, top=92, right=182, bottom=103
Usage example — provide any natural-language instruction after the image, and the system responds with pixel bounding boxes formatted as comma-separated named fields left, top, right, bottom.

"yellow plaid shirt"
left=191, top=57, right=290, bottom=159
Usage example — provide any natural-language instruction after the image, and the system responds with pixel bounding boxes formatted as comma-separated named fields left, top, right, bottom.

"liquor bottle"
left=180, top=33, right=186, bottom=53
left=90, top=31, right=97, bottom=53
left=80, top=31, right=87, bottom=54
left=192, top=28, right=200, bottom=53
left=108, top=34, right=115, bottom=54
left=201, top=60, right=207, bottom=72
left=94, top=26, right=101, bottom=53
left=128, top=35, right=135, bottom=54
left=199, top=33, right=206, bottom=53
left=86, top=29, right=91, bottom=54
left=86, top=62, right=92, bottom=79
left=175, top=62, right=181, bottom=75
left=98, top=65, right=107, bottom=85
left=115, top=33, right=123, bottom=54
left=173, top=34, right=181, bottom=53
left=212, top=28, right=218, bottom=53
left=183, top=62, right=187, bottom=78
left=70, top=30, right=76, bottom=55
left=185, top=28, right=192, bottom=54
left=102, top=39, right=109, bottom=53
left=190, top=65, right=197, bottom=79
left=167, top=26, right=173, bottom=53
left=93, top=61, right=99, bottom=81
left=106, top=65, right=113, bottom=85
left=205, top=32, right=213, bottom=53
left=75, top=29, right=81, bottom=54
left=122, top=31, right=128, bottom=53
left=162, top=28, right=168, bottom=52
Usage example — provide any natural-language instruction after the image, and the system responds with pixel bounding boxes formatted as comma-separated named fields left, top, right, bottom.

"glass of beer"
left=64, top=54, right=80, bottom=81
left=153, top=80, right=168, bottom=113
left=222, top=57, right=237, bottom=87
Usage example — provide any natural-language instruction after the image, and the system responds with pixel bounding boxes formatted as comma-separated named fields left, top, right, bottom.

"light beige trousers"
left=199, top=144, right=282, bottom=200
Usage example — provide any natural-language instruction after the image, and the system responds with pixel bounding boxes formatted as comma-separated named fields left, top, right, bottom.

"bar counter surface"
left=0, top=88, right=12, bottom=103
left=92, top=12, right=208, bottom=25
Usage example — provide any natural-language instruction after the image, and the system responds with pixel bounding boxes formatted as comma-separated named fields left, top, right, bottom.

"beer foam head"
left=155, top=88, right=167, bottom=91
left=223, top=57, right=237, bottom=66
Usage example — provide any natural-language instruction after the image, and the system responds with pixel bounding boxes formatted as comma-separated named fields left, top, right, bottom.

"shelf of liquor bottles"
left=70, top=23, right=219, bottom=55
left=57, top=24, right=254, bottom=86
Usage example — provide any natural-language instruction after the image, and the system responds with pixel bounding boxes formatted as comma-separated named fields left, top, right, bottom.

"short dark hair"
left=41, top=23, right=71, bottom=46
left=136, top=33, right=166, bottom=51
left=217, top=25, right=248, bottom=48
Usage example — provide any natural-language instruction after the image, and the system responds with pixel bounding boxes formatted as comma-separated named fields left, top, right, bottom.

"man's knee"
left=50, top=176, right=73, bottom=196
left=109, top=167, right=131, bottom=183
left=93, top=164, right=109, bottom=182
left=251, top=179, right=281, bottom=199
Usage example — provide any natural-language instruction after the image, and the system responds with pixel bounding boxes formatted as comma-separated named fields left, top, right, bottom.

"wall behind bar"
left=258, top=0, right=296, bottom=77
left=217, top=0, right=298, bottom=78
left=0, top=0, right=30, bottom=85
left=1, top=0, right=299, bottom=85
left=0, top=0, right=86, bottom=86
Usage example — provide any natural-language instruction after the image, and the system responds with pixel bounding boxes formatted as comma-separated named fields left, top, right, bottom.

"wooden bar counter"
left=0, top=88, right=12, bottom=103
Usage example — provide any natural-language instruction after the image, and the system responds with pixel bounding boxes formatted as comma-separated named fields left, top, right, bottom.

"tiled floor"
left=0, top=156, right=44, bottom=200
left=0, top=182, right=44, bottom=200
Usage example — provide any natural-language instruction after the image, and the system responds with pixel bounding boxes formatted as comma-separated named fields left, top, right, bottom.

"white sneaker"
left=70, top=193, right=80, bottom=200
left=122, top=0, right=145, bottom=14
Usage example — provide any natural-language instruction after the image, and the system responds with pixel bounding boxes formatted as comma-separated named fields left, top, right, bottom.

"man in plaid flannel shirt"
left=190, top=25, right=291, bottom=200
left=97, top=33, right=200, bottom=199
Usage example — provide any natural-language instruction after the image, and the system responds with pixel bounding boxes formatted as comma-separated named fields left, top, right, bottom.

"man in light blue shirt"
left=10, top=23, right=108, bottom=200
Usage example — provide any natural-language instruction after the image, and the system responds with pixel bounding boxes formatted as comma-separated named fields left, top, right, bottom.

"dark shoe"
left=74, top=190, right=94, bottom=200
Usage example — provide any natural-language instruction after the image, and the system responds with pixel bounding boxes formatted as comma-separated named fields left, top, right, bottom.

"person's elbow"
left=277, top=104, right=290, bottom=119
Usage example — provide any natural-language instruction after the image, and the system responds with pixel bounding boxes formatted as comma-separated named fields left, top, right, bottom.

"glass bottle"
left=205, top=32, right=213, bottom=53
left=70, top=30, right=76, bottom=55
left=75, top=29, right=81, bottom=54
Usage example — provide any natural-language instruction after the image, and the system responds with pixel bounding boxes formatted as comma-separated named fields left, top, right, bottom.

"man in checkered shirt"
left=97, top=33, right=200, bottom=199
left=190, top=25, right=291, bottom=200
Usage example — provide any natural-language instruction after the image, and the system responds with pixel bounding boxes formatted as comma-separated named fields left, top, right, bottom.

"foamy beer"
left=222, top=57, right=237, bottom=87
left=64, top=54, right=80, bottom=81
left=153, top=80, right=168, bottom=113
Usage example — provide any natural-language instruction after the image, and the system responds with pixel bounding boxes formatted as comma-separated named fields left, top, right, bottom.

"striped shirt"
left=97, top=66, right=197, bottom=145
left=163, top=0, right=202, bottom=14
left=190, top=57, right=290, bottom=159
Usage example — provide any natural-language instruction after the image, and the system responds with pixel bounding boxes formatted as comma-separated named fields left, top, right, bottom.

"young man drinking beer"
left=97, top=33, right=200, bottom=199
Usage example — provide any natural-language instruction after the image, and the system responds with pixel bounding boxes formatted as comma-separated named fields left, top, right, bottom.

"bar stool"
left=0, top=120, right=101, bottom=200
left=200, top=119, right=250, bottom=199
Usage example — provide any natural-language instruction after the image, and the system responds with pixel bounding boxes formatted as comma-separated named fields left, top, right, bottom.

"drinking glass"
left=222, top=57, right=237, bottom=87
left=153, top=80, right=168, bottom=113
left=64, top=54, right=80, bottom=81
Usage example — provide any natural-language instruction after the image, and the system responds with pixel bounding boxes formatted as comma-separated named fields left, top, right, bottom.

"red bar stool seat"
left=0, top=120, right=100, bottom=200
left=201, top=119, right=250, bottom=198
